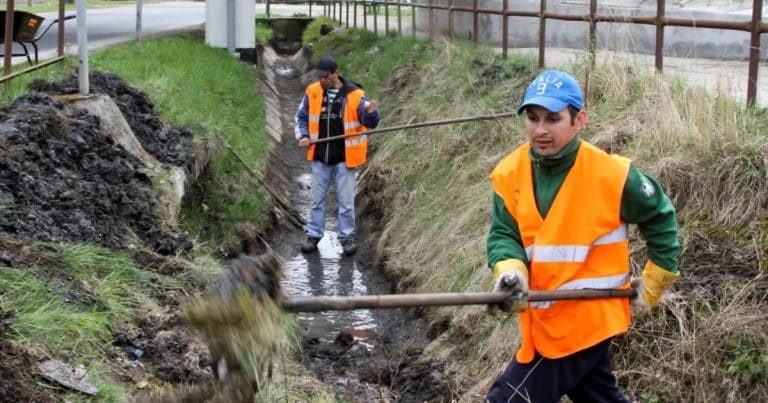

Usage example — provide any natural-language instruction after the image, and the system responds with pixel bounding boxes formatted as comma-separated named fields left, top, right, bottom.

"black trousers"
left=485, top=339, right=632, bottom=403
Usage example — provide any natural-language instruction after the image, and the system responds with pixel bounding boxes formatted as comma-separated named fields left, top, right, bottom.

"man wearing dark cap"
left=485, top=69, right=680, bottom=402
left=295, top=56, right=381, bottom=256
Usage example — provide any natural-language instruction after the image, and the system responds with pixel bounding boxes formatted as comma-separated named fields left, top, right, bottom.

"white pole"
left=76, top=0, right=89, bottom=95
left=227, top=0, right=235, bottom=54
left=136, top=0, right=143, bottom=50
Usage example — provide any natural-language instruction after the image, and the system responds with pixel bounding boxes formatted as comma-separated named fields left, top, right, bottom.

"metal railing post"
left=397, top=0, right=402, bottom=37
left=4, top=0, right=15, bottom=75
left=502, top=0, right=508, bottom=58
left=385, top=0, right=390, bottom=35
left=374, top=1, right=378, bottom=36
left=428, top=0, right=433, bottom=40
left=746, top=0, right=762, bottom=106
left=538, top=0, right=546, bottom=67
left=655, top=0, right=665, bottom=72
left=448, top=0, right=453, bottom=39
left=473, top=0, right=478, bottom=43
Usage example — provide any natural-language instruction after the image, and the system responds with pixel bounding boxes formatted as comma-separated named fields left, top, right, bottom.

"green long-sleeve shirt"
left=487, top=136, right=680, bottom=273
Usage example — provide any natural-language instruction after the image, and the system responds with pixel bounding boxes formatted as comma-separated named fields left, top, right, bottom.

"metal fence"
left=277, top=0, right=766, bottom=106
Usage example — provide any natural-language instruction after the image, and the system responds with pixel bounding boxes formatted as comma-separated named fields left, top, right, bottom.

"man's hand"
left=364, top=100, right=378, bottom=113
left=631, top=261, right=679, bottom=307
left=298, top=137, right=310, bottom=148
left=488, top=259, right=529, bottom=315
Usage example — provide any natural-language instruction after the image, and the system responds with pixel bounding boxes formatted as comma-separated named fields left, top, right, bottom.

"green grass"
left=0, top=31, right=282, bottom=399
left=0, top=244, right=158, bottom=356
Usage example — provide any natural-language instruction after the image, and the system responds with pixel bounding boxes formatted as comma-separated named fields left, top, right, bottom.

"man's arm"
left=357, top=95, right=381, bottom=129
left=294, top=95, right=310, bottom=140
left=487, top=193, right=528, bottom=268
left=621, top=165, right=680, bottom=272
left=621, top=165, right=680, bottom=307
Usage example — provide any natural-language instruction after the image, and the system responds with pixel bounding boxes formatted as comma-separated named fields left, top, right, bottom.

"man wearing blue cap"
left=485, top=69, right=680, bottom=402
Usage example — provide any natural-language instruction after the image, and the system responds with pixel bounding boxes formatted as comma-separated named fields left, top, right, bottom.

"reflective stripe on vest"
left=304, top=82, right=368, bottom=168
left=489, top=140, right=633, bottom=363
left=525, top=225, right=628, bottom=262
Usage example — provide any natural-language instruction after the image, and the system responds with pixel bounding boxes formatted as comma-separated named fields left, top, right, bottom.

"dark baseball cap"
left=313, top=56, right=338, bottom=77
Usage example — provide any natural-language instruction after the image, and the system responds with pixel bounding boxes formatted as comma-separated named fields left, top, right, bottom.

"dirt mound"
left=30, top=72, right=192, bottom=165
left=0, top=74, right=192, bottom=254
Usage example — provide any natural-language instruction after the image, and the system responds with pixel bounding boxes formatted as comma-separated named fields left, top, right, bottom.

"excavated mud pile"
left=30, top=72, right=192, bottom=165
left=0, top=73, right=191, bottom=254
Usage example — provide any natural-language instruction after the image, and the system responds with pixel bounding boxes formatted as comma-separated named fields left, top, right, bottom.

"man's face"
left=523, top=105, right=587, bottom=157
left=318, top=70, right=339, bottom=89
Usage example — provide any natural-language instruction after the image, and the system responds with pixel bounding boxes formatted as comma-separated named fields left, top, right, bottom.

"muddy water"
left=281, top=175, right=378, bottom=345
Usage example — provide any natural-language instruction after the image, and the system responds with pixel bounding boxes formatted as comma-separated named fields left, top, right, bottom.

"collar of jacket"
left=330, top=76, right=359, bottom=98
left=528, top=135, right=581, bottom=174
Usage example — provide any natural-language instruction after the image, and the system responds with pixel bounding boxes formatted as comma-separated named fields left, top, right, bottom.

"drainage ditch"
left=257, top=45, right=455, bottom=401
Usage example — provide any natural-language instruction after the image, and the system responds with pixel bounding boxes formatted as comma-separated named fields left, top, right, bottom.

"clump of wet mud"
left=30, top=72, right=192, bottom=164
left=302, top=331, right=456, bottom=402
left=178, top=254, right=288, bottom=400
left=0, top=73, right=191, bottom=254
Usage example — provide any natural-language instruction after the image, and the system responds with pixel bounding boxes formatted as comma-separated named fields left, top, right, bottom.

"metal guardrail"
left=270, top=0, right=766, bottom=107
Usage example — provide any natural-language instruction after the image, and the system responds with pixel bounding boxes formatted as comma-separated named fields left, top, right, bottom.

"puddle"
left=283, top=170, right=377, bottom=347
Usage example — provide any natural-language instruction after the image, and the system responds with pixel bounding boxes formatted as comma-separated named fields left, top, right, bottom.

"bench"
left=1, top=11, right=76, bottom=65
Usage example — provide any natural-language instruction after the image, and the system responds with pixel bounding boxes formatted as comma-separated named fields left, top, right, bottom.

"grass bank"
left=305, top=25, right=768, bottom=401
left=0, top=31, right=324, bottom=400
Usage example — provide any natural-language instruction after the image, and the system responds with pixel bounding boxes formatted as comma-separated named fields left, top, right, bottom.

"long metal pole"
left=136, top=0, right=143, bottom=50
left=76, top=0, right=88, bottom=95
left=226, top=0, right=236, bottom=54
left=310, top=111, right=517, bottom=144
left=746, top=0, right=762, bottom=106
left=282, top=288, right=637, bottom=312
left=58, top=0, right=65, bottom=56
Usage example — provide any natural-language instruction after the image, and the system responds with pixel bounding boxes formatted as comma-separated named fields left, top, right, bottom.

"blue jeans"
left=306, top=161, right=356, bottom=240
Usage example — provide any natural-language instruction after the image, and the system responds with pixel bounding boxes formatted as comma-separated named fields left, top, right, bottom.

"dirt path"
left=258, top=46, right=455, bottom=402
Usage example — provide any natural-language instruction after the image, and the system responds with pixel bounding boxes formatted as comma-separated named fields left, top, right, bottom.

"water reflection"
left=282, top=219, right=376, bottom=345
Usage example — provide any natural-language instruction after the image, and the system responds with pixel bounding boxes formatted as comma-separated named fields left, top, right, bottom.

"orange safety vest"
left=490, top=140, right=633, bottom=363
left=305, top=82, right=369, bottom=168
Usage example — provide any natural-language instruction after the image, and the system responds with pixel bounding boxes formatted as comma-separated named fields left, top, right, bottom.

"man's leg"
left=486, top=340, right=613, bottom=403
left=307, top=161, right=333, bottom=239
left=566, top=341, right=632, bottom=403
left=335, top=162, right=356, bottom=240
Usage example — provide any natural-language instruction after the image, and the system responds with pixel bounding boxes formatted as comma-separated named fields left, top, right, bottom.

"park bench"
left=1, top=10, right=75, bottom=65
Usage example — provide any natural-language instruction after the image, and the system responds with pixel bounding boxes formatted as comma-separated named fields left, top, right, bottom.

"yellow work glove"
left=631, top=260, right=680, bottom=307
left=488, top=259, right=529, bottom=314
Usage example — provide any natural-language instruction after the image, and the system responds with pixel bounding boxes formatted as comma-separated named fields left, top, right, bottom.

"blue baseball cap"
left=517, top=70, right=584, bottom=114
